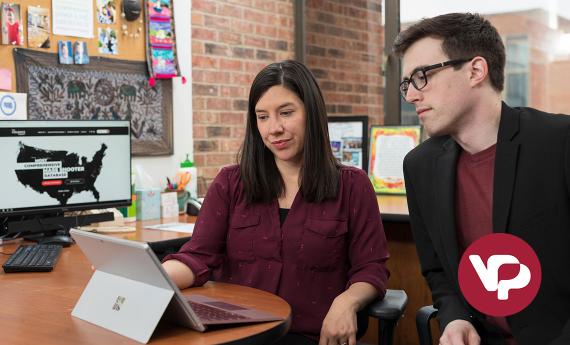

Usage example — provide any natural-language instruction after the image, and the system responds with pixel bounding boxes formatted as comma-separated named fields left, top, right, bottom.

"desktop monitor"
left=0, top=120, right=131, bottom=239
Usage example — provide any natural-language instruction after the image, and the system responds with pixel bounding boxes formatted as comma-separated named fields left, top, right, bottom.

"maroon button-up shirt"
left=164, top=165, right=389, bottom=338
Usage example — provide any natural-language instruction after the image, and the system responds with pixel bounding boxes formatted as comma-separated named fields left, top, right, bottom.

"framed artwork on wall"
left=14, top=48, right=173, bottom=156
left=327, top=115, right=368, bottom=171
left=368, top=125, right=421, bottom=194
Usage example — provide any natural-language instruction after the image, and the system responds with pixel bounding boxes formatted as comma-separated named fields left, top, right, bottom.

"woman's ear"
left=468, top=56, right=489, bottom=87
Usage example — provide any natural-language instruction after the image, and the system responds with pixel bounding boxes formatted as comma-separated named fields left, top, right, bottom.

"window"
left=390, top=1, right=570, bottom=123
left=505, top=35, right=529, bottom=107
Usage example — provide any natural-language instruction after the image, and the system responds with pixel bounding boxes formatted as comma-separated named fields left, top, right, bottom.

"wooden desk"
left=0, top=221, right=291, bottom=345
left=377, top=195, right=410, bottom=222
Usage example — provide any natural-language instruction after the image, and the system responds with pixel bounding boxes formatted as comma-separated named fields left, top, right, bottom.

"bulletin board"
left=0, top=0, right=146, bottom=93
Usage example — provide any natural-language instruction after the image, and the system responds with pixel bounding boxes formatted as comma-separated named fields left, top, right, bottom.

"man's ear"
left=468, top=56, right=489, bottom=87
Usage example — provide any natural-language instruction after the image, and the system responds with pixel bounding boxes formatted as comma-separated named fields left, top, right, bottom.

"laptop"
left=69, top=229, right=282, bottom=344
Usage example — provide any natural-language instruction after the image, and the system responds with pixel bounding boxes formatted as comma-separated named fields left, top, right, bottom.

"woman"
left=163, top=60, right=389, bottom=345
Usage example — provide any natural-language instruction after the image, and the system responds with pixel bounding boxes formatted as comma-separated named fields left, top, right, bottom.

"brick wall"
left=305, top=0, right=385, bottom=125
left=192, top=0, right=295, bottom=195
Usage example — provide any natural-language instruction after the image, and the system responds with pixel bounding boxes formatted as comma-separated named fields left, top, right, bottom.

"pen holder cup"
left=165, top=189, right=190, bottom=214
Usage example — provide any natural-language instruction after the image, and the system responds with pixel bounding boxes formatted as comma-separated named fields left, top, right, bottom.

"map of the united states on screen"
left=15, top=142, right=107, bottom=205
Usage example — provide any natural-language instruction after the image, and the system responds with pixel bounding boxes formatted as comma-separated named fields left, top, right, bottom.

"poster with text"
left=369, top=126, right=421, bottom=194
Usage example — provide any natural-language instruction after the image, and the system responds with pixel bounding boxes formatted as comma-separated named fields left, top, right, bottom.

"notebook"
left=69, top=229, right=282, bottom=344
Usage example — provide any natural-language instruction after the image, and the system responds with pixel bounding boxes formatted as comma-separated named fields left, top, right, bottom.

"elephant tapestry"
left=13, top=48, right=173, bottom=156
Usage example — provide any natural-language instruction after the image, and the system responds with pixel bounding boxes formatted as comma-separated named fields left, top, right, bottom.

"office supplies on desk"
left=144, top=222, right=194, bottom=234
left=70, top=229, right=282, bottom=344
left=161, top=191, right=180, bottom=217
left=2, top=244, right=62, bottom=273
left=136, top=188, right=161, bottom=221
left=79, top=225, right=136, bottom=234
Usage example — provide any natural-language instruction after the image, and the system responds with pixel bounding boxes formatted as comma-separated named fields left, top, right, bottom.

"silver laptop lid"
left=69, top=229, right=205, bottom=333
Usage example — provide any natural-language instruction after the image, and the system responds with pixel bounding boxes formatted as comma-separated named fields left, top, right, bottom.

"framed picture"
left=369, top=125, right=421, bottom=194
left=14, top=48, right=173, bottom=156
left=328, top=116, right=368, bottom=171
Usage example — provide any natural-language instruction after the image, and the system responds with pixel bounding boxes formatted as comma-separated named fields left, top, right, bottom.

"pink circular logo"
left=458, top=233, right=541, bottom=317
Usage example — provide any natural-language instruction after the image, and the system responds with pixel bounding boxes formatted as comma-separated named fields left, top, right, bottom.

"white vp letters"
left=469, top=255, right=531, bottom=300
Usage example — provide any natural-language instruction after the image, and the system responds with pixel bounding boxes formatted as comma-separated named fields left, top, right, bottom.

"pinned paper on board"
left=98, top=27, right=118, bottom=55
left=0, top=92, right=27, bottom=120
left=96, top=0, right=116, bottom=24
left=1, top=3, right=24, bottom=46
left=27, top=6, right=50, bottom=48
left=52, top=0, right=94, bottom=38
left=0, top=68, right=11, bottom=90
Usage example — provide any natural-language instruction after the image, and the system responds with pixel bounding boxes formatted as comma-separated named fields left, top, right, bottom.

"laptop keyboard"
left=188, top=300, right=248, bottom=321
left=2, top=244, right=62, bottom=273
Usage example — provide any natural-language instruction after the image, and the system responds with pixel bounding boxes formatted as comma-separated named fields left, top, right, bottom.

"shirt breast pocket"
left=299, top=218, right=348, bottom=270
left=227, top=214, right=259, bottom=262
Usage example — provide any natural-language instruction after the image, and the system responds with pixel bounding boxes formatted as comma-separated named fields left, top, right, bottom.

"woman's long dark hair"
left=238, top=60, right=339, bottom=204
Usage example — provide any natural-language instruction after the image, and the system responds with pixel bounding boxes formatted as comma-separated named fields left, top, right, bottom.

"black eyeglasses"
left=399, top=58, right=472, bottom=100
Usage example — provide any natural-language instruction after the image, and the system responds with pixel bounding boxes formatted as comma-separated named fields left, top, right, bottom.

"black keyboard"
left=2, top=244, right=62, bottom=273
left=188, top=301, right=248, bottom=321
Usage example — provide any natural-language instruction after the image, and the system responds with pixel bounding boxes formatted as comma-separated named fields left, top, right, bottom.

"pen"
left=166, top=177, right=172, bottom=189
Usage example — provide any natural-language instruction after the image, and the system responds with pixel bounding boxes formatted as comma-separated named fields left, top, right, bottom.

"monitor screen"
left=0, top=120, right=131, bottom=216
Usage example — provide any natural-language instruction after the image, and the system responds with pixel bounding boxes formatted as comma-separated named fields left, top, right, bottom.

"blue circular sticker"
left=0, top=95, right=17, bottom=116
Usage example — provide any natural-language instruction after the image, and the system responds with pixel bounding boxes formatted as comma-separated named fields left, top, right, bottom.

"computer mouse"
left=39, top=235, right=74, bottom=247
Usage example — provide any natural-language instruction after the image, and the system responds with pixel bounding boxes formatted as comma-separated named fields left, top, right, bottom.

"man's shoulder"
left=512, top=105, right=570, bottom=140
left=515, top=105, right=570, bottom=126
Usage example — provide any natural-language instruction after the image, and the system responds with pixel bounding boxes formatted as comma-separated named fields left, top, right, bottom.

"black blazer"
left=403, top=103, right=570, bottom=345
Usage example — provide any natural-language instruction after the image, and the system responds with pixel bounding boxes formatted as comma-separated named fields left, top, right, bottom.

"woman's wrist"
left=333, top=292, right=361, bottom=313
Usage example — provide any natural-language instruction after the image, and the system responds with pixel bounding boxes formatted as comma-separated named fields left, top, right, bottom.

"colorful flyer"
left=27, top=6, right=50, bottom=48
left=98, top=28, right=118, bottom=55
left=369, top=126, right=421, bottom=194
left=96, top=0, right=116, bottom=24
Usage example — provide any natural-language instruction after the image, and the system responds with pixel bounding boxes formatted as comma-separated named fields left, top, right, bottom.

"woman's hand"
left=319, top=282, right=378, bottom=345
left=318, top=295, right=358, bottom=345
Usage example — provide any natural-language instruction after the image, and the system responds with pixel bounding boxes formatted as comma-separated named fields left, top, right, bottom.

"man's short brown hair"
left=393, top=13, right=505, bottom=92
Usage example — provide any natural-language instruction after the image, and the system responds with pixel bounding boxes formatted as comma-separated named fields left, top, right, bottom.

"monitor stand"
left=4, top=212, right=114, bottom=246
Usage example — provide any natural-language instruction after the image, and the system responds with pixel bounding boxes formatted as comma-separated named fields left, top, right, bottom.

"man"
left=394, top=13, right=570, bottom=345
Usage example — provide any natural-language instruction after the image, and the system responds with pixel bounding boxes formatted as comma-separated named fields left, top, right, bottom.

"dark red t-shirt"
left=456, top=144, right=517, bottom=345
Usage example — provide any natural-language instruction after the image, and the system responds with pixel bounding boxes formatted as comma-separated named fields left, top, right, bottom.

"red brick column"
left=192, top=0, right=295, bottom=194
